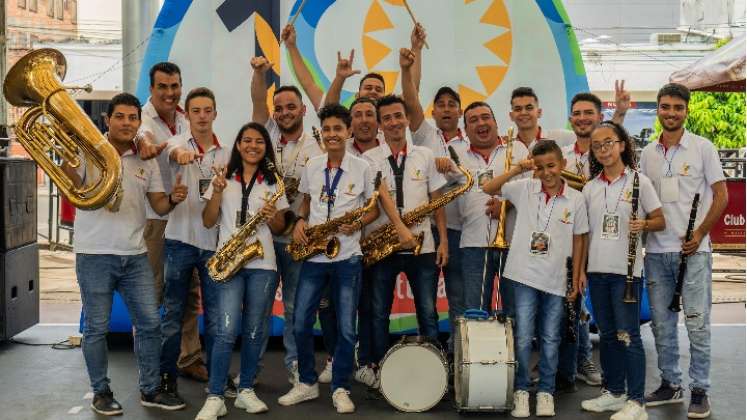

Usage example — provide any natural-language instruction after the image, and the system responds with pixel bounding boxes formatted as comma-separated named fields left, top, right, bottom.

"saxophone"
left=286, top=172, right=382, bottom=261
left=207, top=160, right=285, bottom=282
left=361, top=146, right=473, bottom=267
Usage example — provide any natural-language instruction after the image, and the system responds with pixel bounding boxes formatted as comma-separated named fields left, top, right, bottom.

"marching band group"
left=54, top=24, right=728, bottom=420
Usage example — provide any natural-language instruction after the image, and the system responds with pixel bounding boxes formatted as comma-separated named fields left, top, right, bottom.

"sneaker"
left=536, top=392, right=555, bottom=417
left=611, top=400, right=648, bottom=420
left=203, top=375, right=238, bottom=399
left=90, top=390, right=123, bottom=416
left=332, top=388, right=355, bottom=414
left=354, top=365, right=379, bottom=388
left=555, top=376, right=578, bottom=394
left=644, top=380, right=684, bottom=407
left=687, top=388, right=711, bottom=418
left=140, top=390, right=187, bottom=411
left=160, top=373, right=181, bottom=399
left=235, top=389, right=269, bottom=414
left=288, top=361, right=300, bottom=385
left=582, top=389, right=627, bottom=412
left=511, top=390, right=530, bottom=418
left=278, top=382, right=319, bottom=406
left=195, top=396, right=227, bottom=420
left=577, top=359, right=603, bottom=386
left=318, top=358, right=333, bottom=384
left=179, top=360, right=209, bottom=382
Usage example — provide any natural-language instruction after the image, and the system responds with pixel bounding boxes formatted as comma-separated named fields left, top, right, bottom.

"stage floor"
left=1, top=323, right=744, bottom=420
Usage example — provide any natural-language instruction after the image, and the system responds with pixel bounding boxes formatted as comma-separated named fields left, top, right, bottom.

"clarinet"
left=669, top=193, right=700, bottom=312
left=623, top=172, right=640, bottom=303
left=563, top=256, right=579, bottom=342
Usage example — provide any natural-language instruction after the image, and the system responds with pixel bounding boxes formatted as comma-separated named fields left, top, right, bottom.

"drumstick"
left=279, top=0, right=309, bottom=46
left=402, top=0, right=430, bottom=50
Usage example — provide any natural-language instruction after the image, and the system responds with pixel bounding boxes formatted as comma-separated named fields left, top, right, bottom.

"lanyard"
left=536, top=193, right=559, bottom=233
left=324, top=166, right=344, bottom=221
left=189, top=138, right=216, bottom=178
left=239, top=170, right=259, bottom=225
left=660, top=143, right=679, bottom=177
left=603, top=171, right=628, bottom=214
left=277, top=134, right=307, bottom=177
left=387, top=154, right=407, bottom=211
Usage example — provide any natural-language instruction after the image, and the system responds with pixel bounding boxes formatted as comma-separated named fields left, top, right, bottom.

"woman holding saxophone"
left=198, top=122, right=289, bottom=418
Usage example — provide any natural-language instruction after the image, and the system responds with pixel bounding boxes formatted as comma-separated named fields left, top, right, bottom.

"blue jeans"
left=460, top=247, right=511, bottom=314
left=357, top=267, right=374, bottom=366
left=208, top=269, right=278, bottom=395
left=433, top=228, right=462, bottom=352
left=514, top=282, right=564, bottom=393
left=587, top=273, right=645, bottom=402
left=370, top=253, right=439, bottom=364
left=645, top=252, right=712, bottom=392
left=77, top=253, right=161, bottom=395
left=319, top=284, right=338, bottom=357
left=294, top=257, right=362, bottom=391
left=557, top=292, right=594, bottom=382
left=160, top=240, right=213, bottom=376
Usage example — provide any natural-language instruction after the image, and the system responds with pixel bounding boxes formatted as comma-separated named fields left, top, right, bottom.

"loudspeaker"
left=0, top=158, right=37, bottom=251
left=1, top=243, right=40, bottom=340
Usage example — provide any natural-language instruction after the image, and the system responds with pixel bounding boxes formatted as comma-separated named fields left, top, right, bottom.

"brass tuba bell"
left=4, top=48, right=122, bottom=210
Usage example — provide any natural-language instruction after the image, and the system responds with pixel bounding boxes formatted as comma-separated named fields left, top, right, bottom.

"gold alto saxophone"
left=207, top=160, right=285, bottom=282
left=490, top=127, right=514, bottom=249
left=286, top=172, right=382, bottom=261
left=361, top=146, right=473, bottom=267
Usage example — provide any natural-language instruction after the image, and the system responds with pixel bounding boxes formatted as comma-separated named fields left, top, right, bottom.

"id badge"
left=660, top=176, right=679, bottom=203
left=477, top=169, right=494, bottom=188
left=529, top=231, right=550, bottom=256
left=235, top=210, right=253, bottom=228
left=601, top=213, right=621, bottom=240
left=198, top=178, right=211, bottom=197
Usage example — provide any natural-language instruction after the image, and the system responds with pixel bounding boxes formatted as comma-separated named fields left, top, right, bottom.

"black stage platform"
left=0, top=323, right=744, bottom=419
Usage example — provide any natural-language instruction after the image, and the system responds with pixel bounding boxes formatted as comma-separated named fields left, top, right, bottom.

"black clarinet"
left=669, top=193, right=700, bottom=312
left=563, top=256, right=579, bottom=342
left=623, top=172, right=640, bottom=303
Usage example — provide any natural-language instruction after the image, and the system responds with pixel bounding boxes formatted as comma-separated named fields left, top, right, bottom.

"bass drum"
left=454, top=316, right=516, bottom=412
left=378, top=336, right=448, bottom=412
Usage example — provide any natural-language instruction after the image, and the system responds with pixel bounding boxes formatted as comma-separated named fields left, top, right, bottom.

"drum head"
left=379, top=343, right=448, bottom=412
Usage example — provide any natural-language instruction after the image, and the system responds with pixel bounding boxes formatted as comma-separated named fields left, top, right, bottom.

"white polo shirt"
left=514, top=127, right=576, bottom=156
left=362, top=140, right=447, bottom=254
left=163, top=132, right=230, bottom=251
left=299, top=153, right=375, bottom=263
left=562, top=142, right=591, bottom=179
left=584, top=168, right=661, bottom=277
left=204, top=171, right=289, bottom=272
left=452, top=141, right=530, bottom=248
left=345, top=137, right=380, bottom=158
left=502, top=178, right=589, bottom=297
left=74, top=143, right=164, bottom=255
left=265, top=119, right=324, bottom=243
left=639, top=130, right=725, bottom=253
left=140, top=99, right=189, bottom=221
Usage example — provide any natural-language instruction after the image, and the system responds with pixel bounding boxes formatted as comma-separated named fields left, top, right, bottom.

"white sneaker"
left=288, top=361, right=299, bottom=385
left=354, top=366, right=379, bottom=388
left=277, top=382, right=319, bottom=406
left=511, top=390, right=530, bottom=418
left=582, top=389, right=628, bottom=413
left=235, top=389, right=269, bottom=414
left=195, top=396, right=227, bottom=420
left=332, top=388, right=355, bottom=414
left=318, top=358, right=333, bottom=384
left=536, top=392, right=555, bottom=417
left=611, top=400, right=648, bottom=420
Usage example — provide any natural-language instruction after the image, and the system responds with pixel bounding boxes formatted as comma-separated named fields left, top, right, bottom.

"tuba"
left=3, top=49, right=122, bottom=210
left=490, top=127, right=514, bottom=249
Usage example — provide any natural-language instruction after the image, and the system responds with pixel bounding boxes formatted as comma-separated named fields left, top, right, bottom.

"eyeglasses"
left=591, top=140, right=622, bottom=152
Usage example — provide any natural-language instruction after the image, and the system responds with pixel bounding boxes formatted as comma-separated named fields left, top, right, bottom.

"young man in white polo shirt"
left=640, top=83, right=728, bottom=418
left=482, top=140, right=589, bottom=418
left=68, top=93, right=188, bottom=415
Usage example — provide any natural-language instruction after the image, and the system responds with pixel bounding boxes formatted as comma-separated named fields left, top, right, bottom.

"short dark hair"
left=318, top=103, right=352, bottom=128
left=510, top=86, right=538, bottom=104
left=657, top=83, right=690, bottom=104
left=375, top=94, right=407, bottom=122
left=433, top=86, right=461, bottom=105
left=149, top=62, right=181, bottom=87
left=273, top=85, right=304, bottom=102
left=359, top=72, right=385, bottom=90
left=185, top=87, right=216, bottom=110
left=350, top=96, right=377, bottom=114
left=463, top=101, right=495, bottom=126
left=107, top=93, right=142, bottom=119
left=570, top=92, right=602, bottom=113
left=531, top=139, right=563, bottom=160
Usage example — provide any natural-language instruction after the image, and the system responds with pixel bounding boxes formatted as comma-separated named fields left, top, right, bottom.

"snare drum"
left=378, top=336, right=448, bottom=412
left=454, top=316, right=516, bottom=412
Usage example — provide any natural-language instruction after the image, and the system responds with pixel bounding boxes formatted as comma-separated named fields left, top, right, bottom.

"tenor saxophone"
left=207, top=160, right=285, bottom=282
left=286, top=172, right=382, bottom=261
left=360, top=146, right=473, bottom=267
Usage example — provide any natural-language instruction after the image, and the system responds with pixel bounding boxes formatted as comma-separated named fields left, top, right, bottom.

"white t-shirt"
left=139, top=99, right=189, bottom=221
left=639, top=131, right=726, bottom=253
left=583, top=168, right=661, bottom=277
left=502, top=178, right=589, bottom=297
left=74, top=144, right=164, bottom=255
left=362, top=140, right=447, bottom=254
left=562, top=142, right=592, bottom=179
left=299, top=153, right=375, bottom=263
left=163, top=132, right=230, bottom=251
left=204, top=170, right=290, bottom=271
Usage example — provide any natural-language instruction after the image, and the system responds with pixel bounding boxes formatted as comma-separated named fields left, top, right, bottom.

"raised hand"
left=172, top=147, right=203, bottom=165
left=336, top=50, right=361, bottom=79
left=614, top=80, right=631, bottom=115
left=250, top=56, right=273, bottom=74
left=410, top=22, right=427, bottom=51
left=399, top=48, right=416, bottom=69
left=211, top=166, right=228, bottom=194
left=137, top=131, right=167, bottom=161
left=281, top=24, right=296, bottom=48
left=170, top=173, right=188, bottom=204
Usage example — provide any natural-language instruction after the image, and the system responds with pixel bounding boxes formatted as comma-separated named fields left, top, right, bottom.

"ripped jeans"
left=207, top=268, right=279, bottom=396
left=645, top=252, right=712, bottom=392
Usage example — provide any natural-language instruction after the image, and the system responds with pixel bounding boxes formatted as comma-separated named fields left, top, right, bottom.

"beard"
left=661, top=118, right=684, bottom=132
left=278, top=117, right=303, bottom=135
